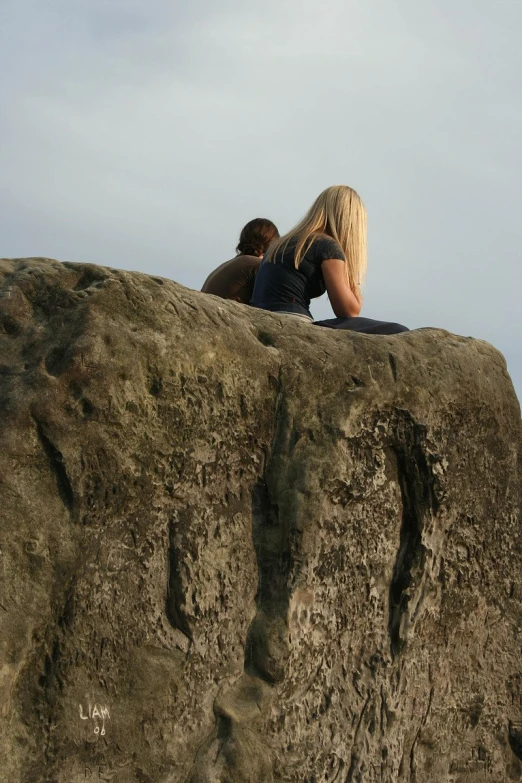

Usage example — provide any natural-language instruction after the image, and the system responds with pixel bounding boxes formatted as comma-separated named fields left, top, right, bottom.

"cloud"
left=1, top=0, right=521, bottom=397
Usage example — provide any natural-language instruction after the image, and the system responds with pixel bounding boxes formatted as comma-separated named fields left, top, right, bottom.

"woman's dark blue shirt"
left=250, top=235, right=345, bottom=318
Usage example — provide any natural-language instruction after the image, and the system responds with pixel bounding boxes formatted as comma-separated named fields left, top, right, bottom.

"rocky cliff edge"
left=0, top=258, right=520, bottom=783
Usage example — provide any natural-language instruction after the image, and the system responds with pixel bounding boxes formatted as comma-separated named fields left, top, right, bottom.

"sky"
left=1, top=0, right=521, bottom=400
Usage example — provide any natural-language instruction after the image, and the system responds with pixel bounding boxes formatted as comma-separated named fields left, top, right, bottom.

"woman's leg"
left=314, top=317, right=409, bottom=334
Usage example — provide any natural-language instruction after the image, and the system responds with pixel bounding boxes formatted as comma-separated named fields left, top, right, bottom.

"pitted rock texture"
left=0, top=257, right=520, bottom=783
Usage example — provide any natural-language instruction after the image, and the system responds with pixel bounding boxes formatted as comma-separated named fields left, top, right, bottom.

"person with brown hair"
left=201, top=218, right=279, bottom=304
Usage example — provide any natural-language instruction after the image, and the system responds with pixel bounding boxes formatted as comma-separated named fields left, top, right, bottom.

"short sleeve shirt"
left=250, top=235, right=345, bottom=316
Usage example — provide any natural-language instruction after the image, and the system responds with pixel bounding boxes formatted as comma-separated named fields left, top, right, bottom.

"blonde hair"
left=265, top=185, right=367, bottom=289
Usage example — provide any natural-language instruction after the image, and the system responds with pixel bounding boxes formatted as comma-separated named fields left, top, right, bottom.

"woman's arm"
left=322, top=258, right=362, bottom=317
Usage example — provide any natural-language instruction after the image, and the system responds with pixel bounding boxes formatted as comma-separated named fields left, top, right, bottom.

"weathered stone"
left=0, top=257, right=520, bottom=783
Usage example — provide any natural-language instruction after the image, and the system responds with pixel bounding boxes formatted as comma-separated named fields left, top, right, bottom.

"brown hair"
left=236, top=218, right=279, bottom=257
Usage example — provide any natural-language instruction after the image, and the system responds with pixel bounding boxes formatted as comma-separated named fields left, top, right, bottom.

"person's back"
left=201, top=218, right=279, bottom=305
left=251, top=234, right=344, bottom=318
left=201, top=254, right=262, bottom=304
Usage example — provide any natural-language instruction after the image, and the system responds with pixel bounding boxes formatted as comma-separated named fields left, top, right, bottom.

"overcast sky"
left=1, top=0, right=521, bottom=400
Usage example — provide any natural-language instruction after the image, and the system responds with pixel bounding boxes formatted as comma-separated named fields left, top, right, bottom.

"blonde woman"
left=250, top=185, right=408, bottom=334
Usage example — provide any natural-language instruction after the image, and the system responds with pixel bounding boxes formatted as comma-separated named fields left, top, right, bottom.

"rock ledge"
left=0, top=258, right=520, bottom=783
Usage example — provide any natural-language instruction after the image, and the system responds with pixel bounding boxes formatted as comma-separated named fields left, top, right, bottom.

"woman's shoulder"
left=308, top=234, right=345, bottom=262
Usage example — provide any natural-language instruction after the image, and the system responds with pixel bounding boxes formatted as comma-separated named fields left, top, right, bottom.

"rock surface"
left=0, top=257, right=520, bottom=783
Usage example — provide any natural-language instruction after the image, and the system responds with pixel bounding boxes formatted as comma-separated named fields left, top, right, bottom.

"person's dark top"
left=201, top=255, right=261, bottom=304
left=250, top=235, right=345, bottom=317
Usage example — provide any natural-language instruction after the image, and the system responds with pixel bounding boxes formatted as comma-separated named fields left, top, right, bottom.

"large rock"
left=0, top=257, right=520, bottom=783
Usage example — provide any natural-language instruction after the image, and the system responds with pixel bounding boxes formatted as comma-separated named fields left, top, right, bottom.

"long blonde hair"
left=265, top=185, right=367, bottom=289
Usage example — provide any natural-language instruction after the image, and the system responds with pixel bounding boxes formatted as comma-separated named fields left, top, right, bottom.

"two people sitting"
left=202, top=185, right=408, bottom=335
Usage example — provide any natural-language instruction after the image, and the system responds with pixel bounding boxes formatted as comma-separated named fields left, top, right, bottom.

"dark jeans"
left=314, top=316, right=409, bottom=335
